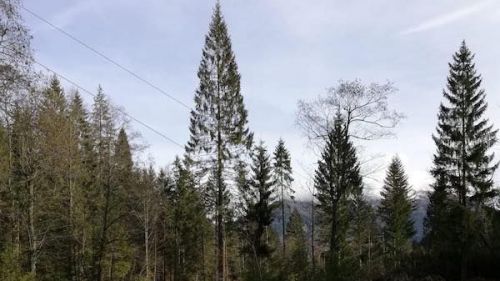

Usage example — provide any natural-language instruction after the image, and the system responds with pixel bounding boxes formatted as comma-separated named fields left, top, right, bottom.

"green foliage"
left=185, top=4, right=254, bottom=279
left=284, top=209, right=309, bottom=281
left=314, top=115, right=363, bottom=267
left=379, top=156, right=415, bottom=271
left=185, top=2, right=253, bottom=157
left=348, top=188, right=382, bottom=280
left=164, top=158, right=208, bottom=281
left=273, top=139, right=294, bottom=256
left=425, top=41, right=499, bottom=280
left=0, top=244, right=34, bottom=281
left=245, top=143, right=278, bottom=258
left=2, top=1, right=500, bottom=280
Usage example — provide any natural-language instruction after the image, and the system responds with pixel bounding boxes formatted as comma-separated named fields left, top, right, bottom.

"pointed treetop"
left=210, top=0, right=225, bottom=30
left=42, top=75, right=66, bottom=111
left=388, top=155, right=403, bottom=170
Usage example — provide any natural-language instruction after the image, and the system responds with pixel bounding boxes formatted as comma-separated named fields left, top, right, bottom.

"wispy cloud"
left=400, top=0, right=493, bottom=35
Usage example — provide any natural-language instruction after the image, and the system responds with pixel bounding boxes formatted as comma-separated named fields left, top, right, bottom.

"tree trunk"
left=29, top=179, right=37, bottom=275
left=216, top=121, right=225, bottom=281
left=311, top=197, right=315, bottom=272
left=281, top=185, right=286, bottom=257
left=145, top=199, right=150, bottom=280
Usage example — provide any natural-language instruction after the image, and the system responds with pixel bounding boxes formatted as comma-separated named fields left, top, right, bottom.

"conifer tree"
left=90, top=88, right=120, bottom=280
left=37, top=77, right=76, bottom=280
left=314, top=115, right=363, bottom=275
left=379, top=156, right=415, bottom=271
left=426, top=41, right=498, bottom=280
left=240, top=142, right=277, bottom=278
left=102, top=128, right=134, bottom=279
left=185, top=3, right=253, bottom=280
left=424, top=175, right=450, bottom=254
left=285, top=208, right=308, bottom=281
left=169, top=158, right=207, bottom=281
left=67, top=91, right=96, bottom=280
left=272, top=139, right=294, bottom=256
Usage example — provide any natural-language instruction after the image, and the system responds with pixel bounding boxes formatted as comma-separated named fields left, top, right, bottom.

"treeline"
left=1, top=1, right=500, bottom=281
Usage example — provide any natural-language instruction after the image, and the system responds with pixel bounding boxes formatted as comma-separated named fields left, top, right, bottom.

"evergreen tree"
left=67, top=91, right=96, bottom=280
left=185, top=3, right=253, bottom=280
left=314, top=115, right=362, bottom=277
left=36, top=77, right=75, bottom=281
left=347, top=186, right=381, bottom=280
left=241, top=142, right=277, bottom=278
left=272, top=139, right=294, bottom=256
left=159, top=158, right=209, bottom=281
left=103, top=128, right=134, bottom=280
left=285, top=208, right=308, bottom=281
left=379, top=156, right=415, bottom=271
left=426, top=41, right=498, bottom=280
left=90, top=88, right=121, bottom=280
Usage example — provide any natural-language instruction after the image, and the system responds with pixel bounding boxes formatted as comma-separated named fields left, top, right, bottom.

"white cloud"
left=400, top=0, right=493, bottom=35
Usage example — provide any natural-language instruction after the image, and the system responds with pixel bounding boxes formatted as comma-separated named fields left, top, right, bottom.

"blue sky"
left=22, top=0, right=500, bottom=198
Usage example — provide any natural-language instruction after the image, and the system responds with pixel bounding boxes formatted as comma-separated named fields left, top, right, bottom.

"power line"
left=33, top=59, right=185, bottom=149
left=22, top=5, right=191, bottom=110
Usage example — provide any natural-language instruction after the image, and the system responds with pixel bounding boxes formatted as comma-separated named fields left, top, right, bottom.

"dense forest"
left=1, top=1, right=500, bottom=281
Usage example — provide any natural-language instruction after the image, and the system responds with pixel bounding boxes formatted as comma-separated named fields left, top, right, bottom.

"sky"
left=22, top=0, right=500, bottom=198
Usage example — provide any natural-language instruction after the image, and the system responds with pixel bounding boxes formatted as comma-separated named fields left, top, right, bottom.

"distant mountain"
left=271, top=190, right=429, bottom=242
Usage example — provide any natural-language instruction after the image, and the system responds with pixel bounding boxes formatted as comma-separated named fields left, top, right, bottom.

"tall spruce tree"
left=426, top=41, right=498, bottom=280
left=185, top=3, right=253, bottom=281
left=379, top=156, right=415, bottom=270
left=314, top=115, right=363, bottom=274
left=272, top=139, right=294, bottom=256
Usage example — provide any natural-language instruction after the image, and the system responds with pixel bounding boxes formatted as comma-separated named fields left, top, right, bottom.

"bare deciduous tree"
left=0, top=0, right=33, bottom=98
left=297, top=79, right=404, bottom=144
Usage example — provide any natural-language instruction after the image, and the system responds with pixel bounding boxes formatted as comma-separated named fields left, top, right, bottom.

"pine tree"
left=185, top=3, right=253, bottom=280
left=426, top=41, right=498, bottom=280
left=314, top=115, right=362, bottom=275
left=272, top=139, right=294, bottom=257
left=378, top=156, right=415, bottom=271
